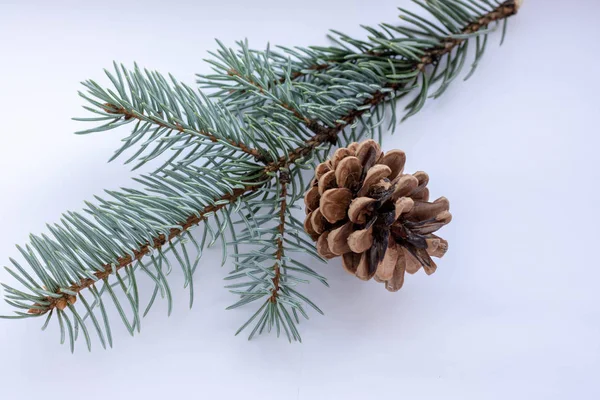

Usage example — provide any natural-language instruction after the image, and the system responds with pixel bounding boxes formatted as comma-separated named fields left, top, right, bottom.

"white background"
left=0, top=0, right=598, bottom=398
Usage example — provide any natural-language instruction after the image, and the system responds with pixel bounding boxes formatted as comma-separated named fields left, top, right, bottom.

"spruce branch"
left=206, top=0, right=520, bottom=171
left=270, top=0, right=520, bottom=171
left=76, top=65, right=273, bottom=169
left=102, top=102, right=268, bottom=163
left=1, top=0, right=522, bottom=349
left=26, top=185, right=258, bottom=315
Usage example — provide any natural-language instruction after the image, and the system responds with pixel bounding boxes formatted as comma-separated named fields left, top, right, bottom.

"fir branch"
left=417, top=0, right=520, bottom=69
left=222, top=0, right=519, bottom=99
left=76, top=64, right=274, bottom=170
left=210, top=0, right=521, bottom=174
left=102, top=103, right=268, bottom=163
left=1, top=0, right=522, bottom=348
left=227, top=170, right=322, bottom=342
left=265, top=90, right=393, bottom=173
left=26, top=185, right=258, bottom=315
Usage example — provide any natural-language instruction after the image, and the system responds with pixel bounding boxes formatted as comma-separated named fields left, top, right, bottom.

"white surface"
left=0, top=0, right=598, bottom=399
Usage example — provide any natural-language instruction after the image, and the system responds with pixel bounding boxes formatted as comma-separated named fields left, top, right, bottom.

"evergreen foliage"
left=1, top=0, right=520, bottom=350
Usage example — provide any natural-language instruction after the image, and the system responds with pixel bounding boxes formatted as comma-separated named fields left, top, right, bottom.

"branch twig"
left=29, top=185, right=259, bottom=313
left=103, top=104, right=268, bottom=163
left=268, top=172, right=289, bottom=303
left=28, top=0, right=520, bottom=315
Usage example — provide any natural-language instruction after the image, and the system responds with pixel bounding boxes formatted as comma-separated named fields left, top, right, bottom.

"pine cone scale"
left=348, top=197, right=376, bottom=224
left=327, top=221, right=353, bottom=255
left=335, top=156, right=362, bottom=189
left=375, top=237, right=399, bottom=281
left=320, top=188, right=353, bottom=224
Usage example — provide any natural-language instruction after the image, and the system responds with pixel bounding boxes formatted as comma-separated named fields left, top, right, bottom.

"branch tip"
left=515, top=0, right=524, bottom=10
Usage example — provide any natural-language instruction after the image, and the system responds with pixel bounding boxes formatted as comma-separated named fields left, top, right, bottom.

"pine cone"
left=303, top=140, right=451, bottom=292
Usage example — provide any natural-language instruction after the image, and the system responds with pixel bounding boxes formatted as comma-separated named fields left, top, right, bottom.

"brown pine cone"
left=303, top=139, right=451, bottom=292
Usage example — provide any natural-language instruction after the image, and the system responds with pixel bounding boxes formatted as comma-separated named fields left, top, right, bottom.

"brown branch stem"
left=268, top=172, right=289, bottom=303
left=418, top=0, right=520, bottom=69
